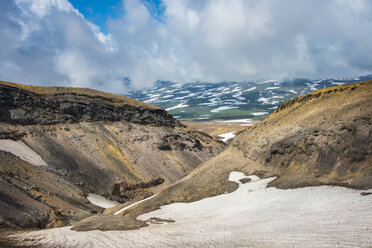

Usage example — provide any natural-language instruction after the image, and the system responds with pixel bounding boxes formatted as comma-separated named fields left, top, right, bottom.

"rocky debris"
left=0, top=130, right=26, bottom=141
left=114, top=178, right=164, bottom=192
left=71, top=215, right=148, bottom=231
left=112, top=178, right=164, bottom=200
left=0, top=82, right=182, bottom=127
left=157, top=133, right=204, bottom=151
left=145, top=217, right=175, bottom=224
left=0, top=124, right=26, bottom=140
left=239, top=178, right=251, bottom=184
left=360, top=192, right=372, bottom=196
left=70, top=215, right=176, bottom=232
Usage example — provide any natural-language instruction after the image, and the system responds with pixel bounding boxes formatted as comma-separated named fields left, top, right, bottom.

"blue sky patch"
left=69, top=0, right=165, bottom=33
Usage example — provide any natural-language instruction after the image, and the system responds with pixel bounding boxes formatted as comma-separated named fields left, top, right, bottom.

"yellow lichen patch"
left=94, top=137, right=144, bottom=182
left=47, top=210, right=66, bottom=228
left=287, top=161, right=301, bottom=174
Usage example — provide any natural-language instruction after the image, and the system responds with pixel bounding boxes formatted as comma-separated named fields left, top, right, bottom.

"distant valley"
left=126, top=75, right=372, bottom=122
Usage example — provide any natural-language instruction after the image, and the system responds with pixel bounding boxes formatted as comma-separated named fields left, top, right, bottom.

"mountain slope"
left=0, top=81, right=225, bottom=228
left=118, top=80, right=372, bottom=218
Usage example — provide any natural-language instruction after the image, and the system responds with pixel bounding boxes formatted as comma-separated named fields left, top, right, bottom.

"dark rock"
left=112, top=178, right=164, bottom=197
left=360, top=192, right=372, bottom=196
left=0, top=126, right=26, bottom=140
left=71, top=215, right=148, bottom=231
left=145, top=217, right=175, bottom=224
left=239, top=178, right=251, bottom=184
left=157, top=141, right=172, bottom=150
left=0, top=83, right=183, bottom=127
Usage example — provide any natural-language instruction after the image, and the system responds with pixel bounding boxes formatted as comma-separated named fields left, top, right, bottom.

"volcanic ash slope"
left=0, top=81, right=224, bottom=228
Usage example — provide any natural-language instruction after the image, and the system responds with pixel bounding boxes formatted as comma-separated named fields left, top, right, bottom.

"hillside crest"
left=0, top=81, right=181, bottom=127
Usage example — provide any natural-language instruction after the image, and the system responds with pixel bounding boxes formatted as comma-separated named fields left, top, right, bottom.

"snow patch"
left=228, top=171, right=259, bottom=183
left=331, top=82, right=345, bottom=86
left=244, top=87, right=256, bottom=92
left=87, top=194, right=119, bottom=209
left=217, top=132, right=236, bottom=142
left=251, top=112, right=269, bottom=116
left=211, top=106, right=239, bottom=113
left=216, top=118, right=253, bottom=123
left=114, top=194, right=157, bottom=215
left=0, top=139, right=47, bottom=166
left=165, top=102, right=189, bottom=111
left=162, top=95, right=174, bottom=99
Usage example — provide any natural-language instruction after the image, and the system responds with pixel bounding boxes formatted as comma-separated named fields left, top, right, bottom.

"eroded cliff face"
left=0, top=81, right=181, bottom=127
left=0, top=81, right=225, bottom=228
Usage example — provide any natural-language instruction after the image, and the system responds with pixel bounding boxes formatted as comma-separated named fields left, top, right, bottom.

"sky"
left=1, top=0, right=372, bottom=93
left=68, top=0, right=124, bottom=33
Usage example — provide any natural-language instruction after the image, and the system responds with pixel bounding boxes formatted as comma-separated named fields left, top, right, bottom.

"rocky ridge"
left=0, top=81, right=180, bottom=127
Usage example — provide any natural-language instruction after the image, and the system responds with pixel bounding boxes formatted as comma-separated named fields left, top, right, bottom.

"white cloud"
left=1, top=0, right=372, bottom=93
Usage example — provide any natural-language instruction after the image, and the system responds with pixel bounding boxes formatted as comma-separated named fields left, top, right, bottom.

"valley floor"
left=184, top=120, right=255, bottom=138
left=12, top=172, right=372, bottom=248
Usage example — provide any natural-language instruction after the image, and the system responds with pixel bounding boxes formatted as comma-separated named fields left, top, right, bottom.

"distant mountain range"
left=126, top=75, right=372, bottom=121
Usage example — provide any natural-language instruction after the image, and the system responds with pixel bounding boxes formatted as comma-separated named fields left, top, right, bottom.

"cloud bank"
left=1, top=0, right=372, bottom=92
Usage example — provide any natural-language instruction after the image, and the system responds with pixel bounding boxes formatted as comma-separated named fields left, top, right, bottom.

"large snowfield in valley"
left=17, top=172, right=372, bottom=248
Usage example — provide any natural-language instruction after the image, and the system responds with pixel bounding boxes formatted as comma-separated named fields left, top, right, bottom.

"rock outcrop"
left=0, top=81, right=181, bottom=127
